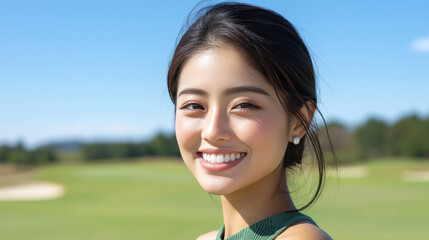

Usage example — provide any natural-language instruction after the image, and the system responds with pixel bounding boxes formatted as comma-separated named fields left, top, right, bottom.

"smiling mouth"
left=198, top=152, right=247, bottom=164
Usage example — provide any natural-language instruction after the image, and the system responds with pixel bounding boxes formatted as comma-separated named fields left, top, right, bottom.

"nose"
left=201, top=107, right=232, bottom=143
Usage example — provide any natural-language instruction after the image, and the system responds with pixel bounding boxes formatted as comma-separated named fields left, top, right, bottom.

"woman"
left=167, top=2, right=333, bottom=240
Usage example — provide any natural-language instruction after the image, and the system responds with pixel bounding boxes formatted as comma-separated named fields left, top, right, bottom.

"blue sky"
left=1, top=0, right=428, bottom=147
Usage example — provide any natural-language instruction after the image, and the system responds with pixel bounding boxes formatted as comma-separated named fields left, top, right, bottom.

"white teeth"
left=216, top=155, right=224, bottom=163
left=210, top=154, right=216, bottom=163
left=201, top=152, right=246, bottom=163
left=224, top=154, right=230, bottom=162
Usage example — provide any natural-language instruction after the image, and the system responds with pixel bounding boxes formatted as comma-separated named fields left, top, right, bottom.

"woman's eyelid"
left=178, top=97, right=199, bottom=107
left=179, top=101, right=205, bottom=110
left=178, top=97, right=261, bottom=110
left=232, top=99, right=262, bottom=110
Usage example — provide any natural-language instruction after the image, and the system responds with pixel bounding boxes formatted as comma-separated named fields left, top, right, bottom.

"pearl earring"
left=293, top=137, right=300, bottom=145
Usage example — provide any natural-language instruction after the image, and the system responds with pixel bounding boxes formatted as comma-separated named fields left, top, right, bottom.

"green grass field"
left=1, top=158, right=428, bottom=239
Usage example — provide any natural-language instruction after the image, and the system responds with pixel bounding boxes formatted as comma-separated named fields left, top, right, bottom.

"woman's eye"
left=234, top=102, right=260, bottom=110
left=180, top=102, right=204, bottom=110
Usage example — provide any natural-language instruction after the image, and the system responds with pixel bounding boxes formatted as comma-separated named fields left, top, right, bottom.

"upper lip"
left=198, top=148, right=245, bottom=154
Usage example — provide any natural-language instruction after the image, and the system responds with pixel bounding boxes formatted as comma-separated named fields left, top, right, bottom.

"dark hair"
left=167, top=2, right=334, bottom=210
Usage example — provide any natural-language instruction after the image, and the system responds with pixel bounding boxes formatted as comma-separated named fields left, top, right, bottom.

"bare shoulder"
left=196, top=230, right=218, bottom=240
left=275, top=222, right=332, bottom=240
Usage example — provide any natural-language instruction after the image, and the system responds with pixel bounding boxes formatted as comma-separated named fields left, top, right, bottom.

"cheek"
left=175, top=115, right=200, bottom=156
left=233, top=114, right=288, bottom=158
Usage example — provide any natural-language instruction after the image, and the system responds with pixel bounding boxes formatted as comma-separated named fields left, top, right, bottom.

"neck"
left=220, top=167, right=296, bottom=238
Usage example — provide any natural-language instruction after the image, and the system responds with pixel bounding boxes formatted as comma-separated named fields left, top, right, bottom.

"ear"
left=289, top=101, right=316, bottom=142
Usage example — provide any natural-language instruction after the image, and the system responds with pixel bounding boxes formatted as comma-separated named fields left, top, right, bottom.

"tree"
left=82, top=144, right=110, bottom=160
left=80, top=133, right=181, bottom=161
left=354, top=118, right=388, bottom=159
left=0, top=145, right=12, bottom=163
left=29, top=147, right=57, bottom=164
left=148, top=133, right=180, bottom=156
left=319, top=121, right=357, bottom=163
left=386, top=115, right=429, bottom=157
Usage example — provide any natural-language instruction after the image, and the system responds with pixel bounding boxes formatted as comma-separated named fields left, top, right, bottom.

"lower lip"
left=198, top=154, right=245, bottom=172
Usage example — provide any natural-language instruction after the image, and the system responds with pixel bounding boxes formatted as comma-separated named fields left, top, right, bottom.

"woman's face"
left=175, top=47, right=292, bottom=195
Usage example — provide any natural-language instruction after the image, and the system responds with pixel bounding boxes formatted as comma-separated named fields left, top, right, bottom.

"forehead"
left=178, top=47, right=273, bottom=93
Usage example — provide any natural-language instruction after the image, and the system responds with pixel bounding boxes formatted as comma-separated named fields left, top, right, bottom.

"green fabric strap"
left=215, top=211, right=317, bottom=240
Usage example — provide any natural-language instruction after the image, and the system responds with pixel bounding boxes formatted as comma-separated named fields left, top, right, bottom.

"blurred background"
left=0, top=0, right=428, bottom=239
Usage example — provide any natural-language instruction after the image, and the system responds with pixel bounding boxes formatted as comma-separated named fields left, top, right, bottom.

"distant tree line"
left=319, top=114, right=429, bottom=163
left=0, top=142, right=57, bottom=165
left=81, top=133, right=180, bottom=160
left=0, top=133, right=180, bottom=165
left=1, top=114, right=428, bottom=165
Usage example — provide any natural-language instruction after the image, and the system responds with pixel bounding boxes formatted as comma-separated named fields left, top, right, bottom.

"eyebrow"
left=177, top=88, right=208, bottom=97
left=225, top=86, right=269, bottom=96
left=177, top=86, right=269, bottom=98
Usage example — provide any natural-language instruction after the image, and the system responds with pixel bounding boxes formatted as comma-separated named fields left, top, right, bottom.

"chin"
left=201, top=185, right=232, bottom=196
left=195, top=174, right=237, bottom=196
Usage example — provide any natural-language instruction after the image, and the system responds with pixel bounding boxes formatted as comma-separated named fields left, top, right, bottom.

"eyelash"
left=179, top=102, right=204, bottom=111
left=178, top=101, right=261, bottom=112
left=233, top=102, right=261, bottom=110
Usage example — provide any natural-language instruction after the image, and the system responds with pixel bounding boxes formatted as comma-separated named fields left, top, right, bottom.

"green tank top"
left=215, top=211, right=316, bottom=240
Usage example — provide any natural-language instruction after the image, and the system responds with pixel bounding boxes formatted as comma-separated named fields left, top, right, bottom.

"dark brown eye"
left=234, top=102, right=260, bottom=110
left=180, top=103, right=204, bottom=110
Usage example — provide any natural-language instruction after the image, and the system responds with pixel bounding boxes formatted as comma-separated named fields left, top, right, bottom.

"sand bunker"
left=402, top=171, right=429, bottom=182
left=338, top=166, right=369, bottom=178
left=0, top=181, right=64, bottom=201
